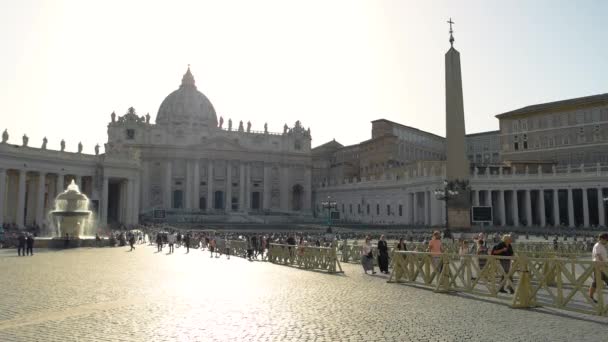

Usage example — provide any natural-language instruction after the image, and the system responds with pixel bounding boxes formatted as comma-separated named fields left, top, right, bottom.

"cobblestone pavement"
left=0, top=246, right=606, bottom=342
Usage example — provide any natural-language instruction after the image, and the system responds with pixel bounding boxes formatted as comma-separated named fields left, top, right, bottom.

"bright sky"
left=1, top=0, right=606, bottom=153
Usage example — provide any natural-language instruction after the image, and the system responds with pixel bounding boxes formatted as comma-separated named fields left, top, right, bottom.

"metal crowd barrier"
left=388, top=251, right=608, bottom=317
left=268, top=243, right=343, bottom=274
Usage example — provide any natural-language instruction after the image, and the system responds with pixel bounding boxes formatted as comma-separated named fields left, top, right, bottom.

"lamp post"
left=321, top=196, right=337, bottom=233
left=434, top=180, right=460, bottom=230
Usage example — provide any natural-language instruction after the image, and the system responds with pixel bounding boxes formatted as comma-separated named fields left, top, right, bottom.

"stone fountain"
left=42, top=180, right=98, bottom=248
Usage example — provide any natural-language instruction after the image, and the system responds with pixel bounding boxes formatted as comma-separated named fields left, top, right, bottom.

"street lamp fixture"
left=321, top=196, right=337, bottom=233
left=434, top=180, right=460, bottom=230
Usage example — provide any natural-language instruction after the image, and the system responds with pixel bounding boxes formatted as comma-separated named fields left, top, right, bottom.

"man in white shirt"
left=589, top=233, right=608, bottom=303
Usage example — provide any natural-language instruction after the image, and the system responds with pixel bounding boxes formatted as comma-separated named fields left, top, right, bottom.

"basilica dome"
left=156, top=67, right=218, bottom=128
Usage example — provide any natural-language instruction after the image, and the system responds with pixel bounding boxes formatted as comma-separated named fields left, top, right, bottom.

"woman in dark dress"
left=377, top=235, right=389, bottom=274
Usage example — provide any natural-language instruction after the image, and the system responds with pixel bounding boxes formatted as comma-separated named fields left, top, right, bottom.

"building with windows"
left=0, top=67, right=313, bottom=228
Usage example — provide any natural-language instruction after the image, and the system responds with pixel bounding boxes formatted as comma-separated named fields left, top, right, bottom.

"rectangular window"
left=386, top=205, right=391, bottom=215
left=399, top=205, right=403, bottom=216
left=376, top=204, right=380, bottom=215
left=349, top=204, right=352, bottom=214
left=126, top=129, right=135, bottom=140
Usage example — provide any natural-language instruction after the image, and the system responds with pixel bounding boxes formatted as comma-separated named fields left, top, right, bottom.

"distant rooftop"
left=371, top=119, right=445, bottom=140
left=496, top=93, right=608, bottom=119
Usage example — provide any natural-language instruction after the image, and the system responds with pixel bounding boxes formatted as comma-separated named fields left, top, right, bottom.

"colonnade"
left=472, top=187, right=606, bottom=228
left=0, top=167, right=137, bottom=228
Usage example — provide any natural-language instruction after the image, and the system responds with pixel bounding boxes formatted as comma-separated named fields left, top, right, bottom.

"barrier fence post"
left=512, top=255, right=535, bottom=309
left=435, top=254, right=450, bottom=293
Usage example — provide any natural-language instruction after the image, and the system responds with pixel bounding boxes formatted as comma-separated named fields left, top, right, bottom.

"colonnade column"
left=498, top=190, right=506, bottom=226
left=524, top=189, right=532, bottom=226
left=553, top=189, right=560, bottom=226
left=0, top=169, right=6, bottom=224
left=35, top=172, right=46, bottom=226
left=133, top=177, right=140, bottom=224
left=582, top=188, right=589, bottom=227
left=16, top=170, right=26, bottom=227
left=75, top=175, right=82, bottom=190
left=485, top=190, right=492, bottom=206
left=597, top=187, right=605, bottom=227
left=474, top=190, right=480, bottom=206
left=538, top=189, right=546, bottom=227
left=164, top=161, right=172, bottom=209
left=567, top=188, right=575, bottom=228
left=207, top=161, right=213, bottom=211
left=412, top=193, right=418, bottom=224
left=101, top=177, right=109, bottom=225
left=262, top=164, right=271, bottom=210
left=511, top=190, right=519, bottom=226
left=56, top=174, right=65, bottom=197
left=239, top=163, right=245, bottom=211
left=192, top=160, right=200, bottom=210
left=126, top=179, right=134, bottom=224
left=225, top=162, right=232, bottom=211
left=140, top=161, right=150, bottom=212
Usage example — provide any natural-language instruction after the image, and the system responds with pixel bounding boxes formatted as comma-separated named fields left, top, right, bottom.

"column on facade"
left=246, top=163, right=252, bottom=210
left=75, top=175, right=82, bottom=190
left=553, top=189, right=560, bottom=226
left=598, top=187, right=605, bottom=227
left=524, top=189, right=532, bottom=226
left=280, top=166, right=289, bottom=212
left=511, top=190, right=519, bottom=226
left=185, top=160, right=192, bottom=209
left=35, top=172, right=46, bottom=226
left=538, top=189, right=546, bottom=227
left=225, top=161, right=232, bottom=211
left=582, top=188, right=589, bottom=227
left=262, top=164, right=271, bottom=210
left=207, top=160, right=213, bottom=210
left=567, top=188, right=575, bottom=228
left=239, top=163, right=245, bottom=211
left=192, top=160, right=200, bottom=210
left=101, top=177, right=109, bottom=225
left=164, top=161, right=172, bottom=209
left=16, top=170, right=26, bottom=227
left=303, top=168, right=312, bottom=211
left=485, top=190, right=492, bottom=206
left=0, top=169, right=6, bottom=224
left=474, top=190, right=480, bottom=207
left=498, top=190, right=506, bottom=226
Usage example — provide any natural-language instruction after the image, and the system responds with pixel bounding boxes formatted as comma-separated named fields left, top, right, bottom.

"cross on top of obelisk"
left=447, top=18, right=455, bottom=47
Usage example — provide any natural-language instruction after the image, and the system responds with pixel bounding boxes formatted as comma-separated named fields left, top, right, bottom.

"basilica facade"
left=0, top=67, right=313, bottom=229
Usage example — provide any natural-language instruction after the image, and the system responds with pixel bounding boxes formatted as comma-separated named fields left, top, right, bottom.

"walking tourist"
left=26, top=233, right=34, bottom=256
left=377, top=235, right=389, bottom=274
left=156, top=233, right=163, bottom=252
left=128, top=233, right=136, bottom=251
left=361, top=236, right=376, bottom=274
left=225, top=236, right=231, bottom=259
left=17, top=233, right=26, bottom=256
left=428, top=231, right=443, bottom=272
left=168, top=232, right=176, bottom=254
left=396, top=237, right=407, bottom=251
left=588, top=233, right=608, bottom=303
left=491, top=234, right=515, bottom=294
left=184, top=232, right=191, bottom=253
left=209, top=237, right=216, bottom=258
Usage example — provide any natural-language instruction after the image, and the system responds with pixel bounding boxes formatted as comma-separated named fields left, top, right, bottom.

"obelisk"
left=444, top=18, right=471, bottom=228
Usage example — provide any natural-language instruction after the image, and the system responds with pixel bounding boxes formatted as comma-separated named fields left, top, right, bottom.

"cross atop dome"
left=181, top=65, right=196, bottom=88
